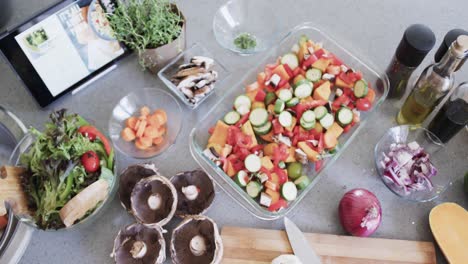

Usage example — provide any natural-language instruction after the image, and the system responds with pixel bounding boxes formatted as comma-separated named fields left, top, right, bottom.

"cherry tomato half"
left=81, top=151, right=100, bottom=173
left=356, top=98, right=372, bottom=111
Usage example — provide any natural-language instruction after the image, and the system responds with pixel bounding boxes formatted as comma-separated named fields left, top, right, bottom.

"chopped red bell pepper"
left=308, top=127, right=319, bottom=139
left=283, top=63, right=294, bottom=78
left=272, top=144, right=289, bottom=167
left=260, top=166, right=271, bottom=178
left=338, top=72, right=353, bottom=84
left=315, top=159, right=323, bottom=172
left=332, top=95, right=351, bottom=111
left=343, top=87, right=354, bottom=97
left=255, top=89, right=266, bottom=102
left=235, top=113, right=250, bottom=127
left=283, top=130, right=294, bottom=138
left=292, top=67, right=301, bottom=77
left=343, top=123, right=353, bottom=133
left=250, top=144, right=264, bottom=153
left=317, top=133, right=324, bottom=153
left=314, top=48, right=326, bottom=58
left=302, top=54, right=318, bottom=69
left=292, top=135, right=298, bottom=147
left=233, top=145, right=250, bottom=161
left=330, top=54, right=343, bottom=66
left=277, top=79, right=289, bottom=89
left=356, top=98, right=372, bottom=111
left=208, top=126, right=215, bottom=135
left=268, top=199, right=288, bottom=212
left=272, top=119, right=283, bottom=134
left=346, top=102, right=355, bottom=110
left=228, top=155, right=245, bottom=171
left=273, top=166, right=288, bottom=184
left=227, top=126, right=242, bottom=146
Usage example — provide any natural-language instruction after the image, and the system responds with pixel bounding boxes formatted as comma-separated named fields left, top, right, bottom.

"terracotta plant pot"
left=139, top=5, right=186, bottom=74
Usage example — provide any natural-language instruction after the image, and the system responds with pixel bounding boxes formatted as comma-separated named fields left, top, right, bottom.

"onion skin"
left=339, top=188, right=382, bottom=237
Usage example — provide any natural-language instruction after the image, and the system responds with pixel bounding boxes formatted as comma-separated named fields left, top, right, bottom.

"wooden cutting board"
left=0, top=166, right=29, bottom=215
left=221, top=226, right=436, bottom=264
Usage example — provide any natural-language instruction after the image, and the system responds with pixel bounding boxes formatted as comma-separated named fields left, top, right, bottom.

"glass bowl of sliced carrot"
left=109, top=88, right=183, bottom=159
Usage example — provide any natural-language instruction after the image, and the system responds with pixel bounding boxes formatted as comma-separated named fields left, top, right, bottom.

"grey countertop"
left=1, top=0, right=467, bottom=263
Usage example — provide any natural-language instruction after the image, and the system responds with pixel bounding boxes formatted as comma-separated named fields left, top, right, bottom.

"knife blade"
left=284, top=217, right=322, bottom=264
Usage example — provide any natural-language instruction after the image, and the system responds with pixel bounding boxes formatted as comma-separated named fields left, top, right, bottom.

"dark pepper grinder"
left=385, top=24, right=436, bottom=99
left=434, top=28, right=468, bottom=71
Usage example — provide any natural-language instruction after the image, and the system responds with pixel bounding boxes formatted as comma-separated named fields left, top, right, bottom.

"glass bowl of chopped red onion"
left=374, top=125, right=452, bottom=202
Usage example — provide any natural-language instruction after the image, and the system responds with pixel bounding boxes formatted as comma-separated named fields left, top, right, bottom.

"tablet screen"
left=14, top=1, right=124, bottom=97
left=0, top=0, right=129, bottom=107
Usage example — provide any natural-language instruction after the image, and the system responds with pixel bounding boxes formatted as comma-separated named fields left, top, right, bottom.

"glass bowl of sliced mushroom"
left=158, top=43, right=230, bottom=109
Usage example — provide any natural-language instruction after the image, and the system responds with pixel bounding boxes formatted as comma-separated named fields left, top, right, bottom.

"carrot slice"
left=135, top=120, right=147, bottom=138
left=153, top=109, right=167, bottom=125
left=121, top=127, right=136, bottom=142
left=138, top=136, right=153, bottom=147
left=125, top=117, right=138, bottom=130
left=143, top=125, right=160, bottom=138
left=147, top=114, right=161, bottom=127
left=140, top=106, right=151, bottom=116
left=154, top=126, right=166, bottom=138
left=135, top=139, right=149, bottom=150
left=152, top=137, right=163, bottom=145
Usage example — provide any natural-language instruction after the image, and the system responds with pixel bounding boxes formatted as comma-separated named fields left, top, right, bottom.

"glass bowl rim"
left=212, top=0, right=282, bottom=55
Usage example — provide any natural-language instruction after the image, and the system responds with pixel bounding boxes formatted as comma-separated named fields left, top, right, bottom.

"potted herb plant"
left=107, top=0, right=185, bottom=73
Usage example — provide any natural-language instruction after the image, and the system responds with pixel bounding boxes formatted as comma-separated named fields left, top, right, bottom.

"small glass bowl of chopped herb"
left=213, top=0, right=282, bottom=55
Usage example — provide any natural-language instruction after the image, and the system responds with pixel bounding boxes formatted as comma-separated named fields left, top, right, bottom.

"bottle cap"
left=453, top=35, right=468, bottom=55
left=434, top=29, right=468, bottom=63
left=395, top=24, right=436, bottom=67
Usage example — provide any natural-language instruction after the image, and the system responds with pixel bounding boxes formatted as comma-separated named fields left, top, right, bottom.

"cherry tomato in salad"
left=356, top=98, right=372, bottom=111
left=0, top=214, right=7, bottom=230
left=81, top=151, right=100, bottom=173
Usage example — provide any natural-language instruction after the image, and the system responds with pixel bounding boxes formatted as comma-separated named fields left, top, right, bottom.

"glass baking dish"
left=190, top=22, right=389, bottom=220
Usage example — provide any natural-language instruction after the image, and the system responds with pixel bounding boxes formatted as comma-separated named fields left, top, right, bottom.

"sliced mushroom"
left=111, top=223, right=165, bottom=264
left=119, top=164, right=159, bottom=211
left=171, top=215, right=223, bottom=264
left=170, top=170, right=215, bottom=217
left=171, top=55, right=218, bottom=106
left=130, top=175, right=177, bottom=227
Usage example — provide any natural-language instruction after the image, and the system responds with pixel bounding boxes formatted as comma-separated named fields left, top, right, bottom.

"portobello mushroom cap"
left=111, top=223, right=166, bottom=264
left=130, top=175, right=177, bottom=227
left=171, top=215, right=223, bottom=264
left=119, top=164, right=159, bottom=211
left=170, top=170, right=215, bottom=217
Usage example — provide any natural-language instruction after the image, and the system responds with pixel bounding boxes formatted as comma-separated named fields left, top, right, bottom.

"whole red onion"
left=339, top=188, right=382, bottom=237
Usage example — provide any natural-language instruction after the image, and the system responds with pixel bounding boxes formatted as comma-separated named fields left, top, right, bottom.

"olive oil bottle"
left=397, top=35, right=468, bottom=125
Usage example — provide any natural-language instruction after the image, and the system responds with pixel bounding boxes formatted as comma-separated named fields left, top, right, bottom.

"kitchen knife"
left=284, top=217, right=322, bottom=264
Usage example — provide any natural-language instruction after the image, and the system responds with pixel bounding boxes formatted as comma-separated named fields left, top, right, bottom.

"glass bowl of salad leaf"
left=8, top=109, right=117, bottom=231
left=213, top=0, right=282, bottom=55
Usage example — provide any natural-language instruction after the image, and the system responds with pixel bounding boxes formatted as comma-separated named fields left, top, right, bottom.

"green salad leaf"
left=20, top=109, right=113, bottom=229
